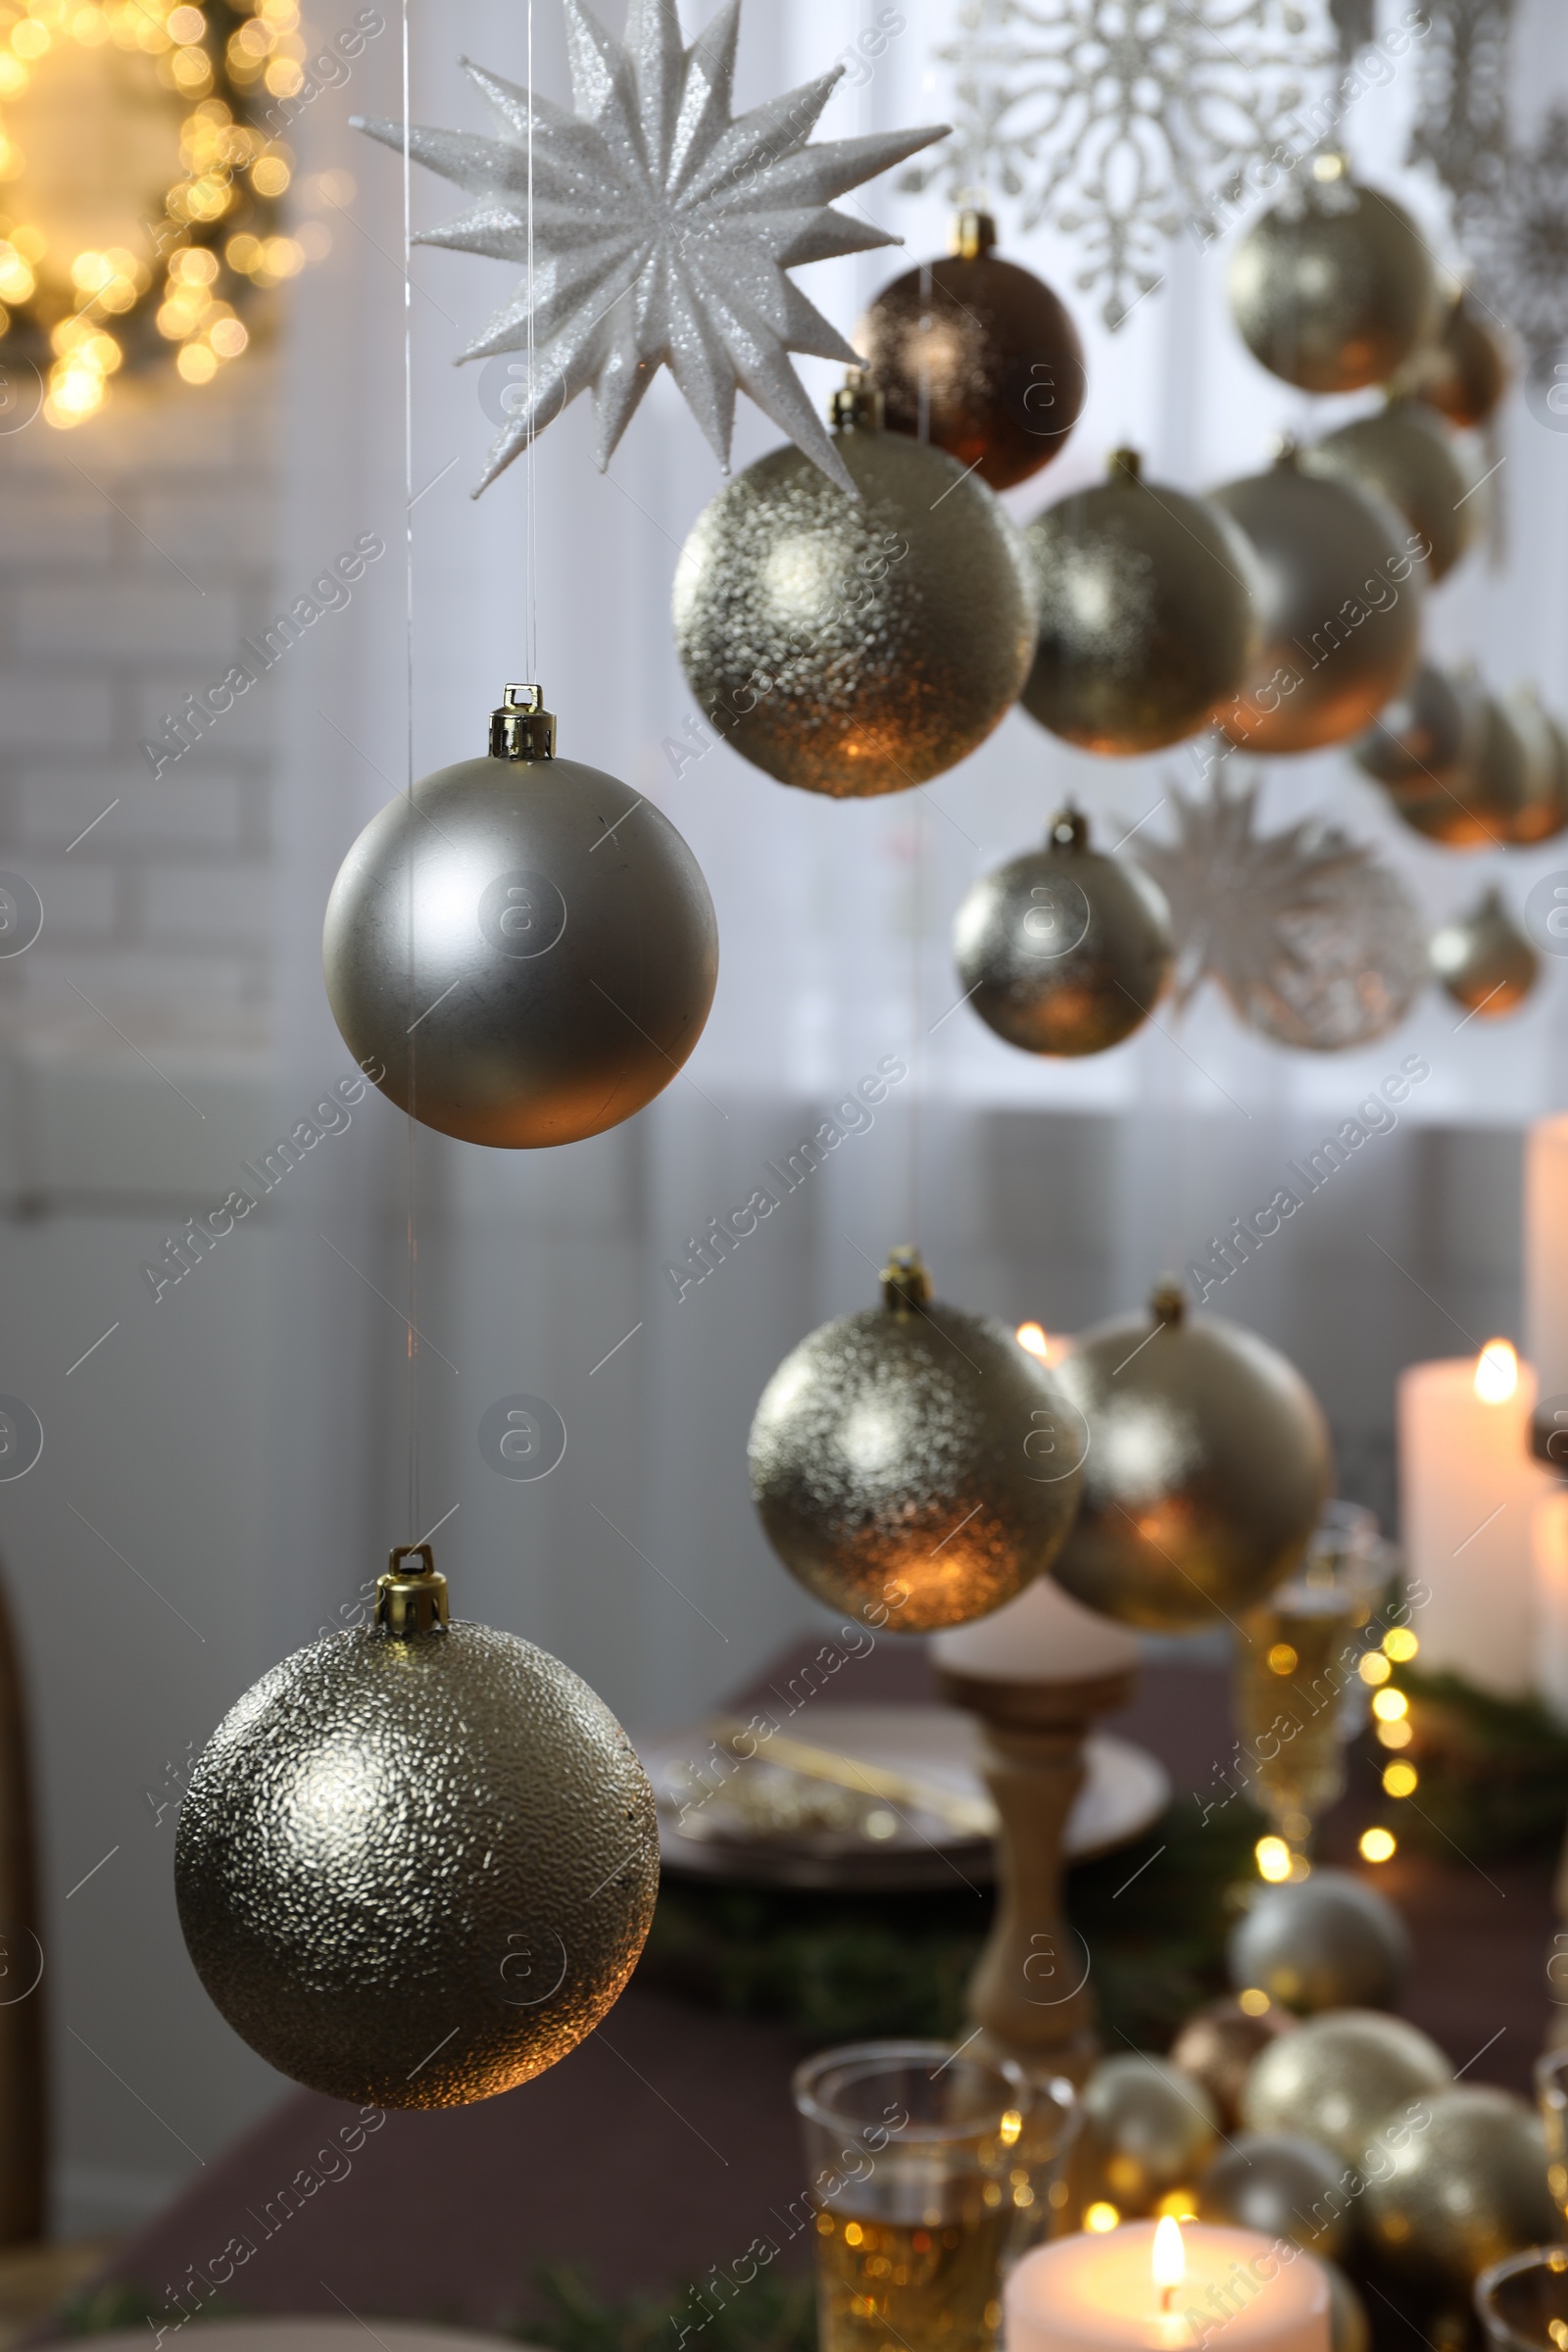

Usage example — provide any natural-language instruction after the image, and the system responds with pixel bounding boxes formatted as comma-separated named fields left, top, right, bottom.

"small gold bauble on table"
left=1048, top=1282, right=1332, bottom=1633
left=672, top=375, right=1035, bottom=797
left=858, top=209, right=1087, bottom=490
left=1210, top=448, right=1423, bottom=754
left=1020, top=449, right=1260, bottom=755
left=1300, top=398, right=1481, bottom=583
left=1199, top=2131, right=1350, bottom=2261
left=748, top=1249, right=1085, bottom=1632
left=1228, top=1869, right=1410, bottom=2015
left=1227, top=155, right=1440, bottom=392
left=175, top=1548, right=660, bottom=2108
left=1077, top=2055, right=1218, bottom=2218
left=952, top=808, right=1174, bottom=1058
left=1169, top=1994, right=1295, bottom=2132
left=1432, top=888, right=1541, bottom=1018
left=1241, top=2008, right=1453, bottom=2168
left=1388, top=287, right=1512, bottom=429
left=1362, top=2086, right=1559, bottom=2302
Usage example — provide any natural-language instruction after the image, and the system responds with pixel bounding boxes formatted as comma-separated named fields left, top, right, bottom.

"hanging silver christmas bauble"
left=1210, top=449, right=1422, bottom=754
left=1300, top=399, right=1480, bottom=583
left=858, top=210, right=1087, bottom=491
left=952, top=808, right=1174, bottom=1057
left=747, top=1248, right=1084, bottom=1632
left=1080, top=2055, right=1219, bottom=2217
left=672, top=377, right=1035, bottom=798
left=322, top=687, right=718, bottom=1149
left=1020, top=448, right=1260, bottom=755
left=1049, top=1282, right=1331, bottom=1633
left=1241, top=2009, right=1453, bottom=2168
left=1228, top=1868, right=1410, bottom=2015
left=1431, top=887, right=1541, bottom=1018
left=1352, top=661, right=1485, bottom=806
left=1228, top=158, right=1440, bottom=393
left=1362, top=2087, right=1558, bottom=2300
left=1199, top=2132, right=1351, bottom=2261
left=175, top=1550, right=660, bottom=2108
left=1388, top=288, right=1512, bottom=429
left=1170, top=1994, right=1295, bottom=2133
left=1370, top=682, right=1568, bottom=849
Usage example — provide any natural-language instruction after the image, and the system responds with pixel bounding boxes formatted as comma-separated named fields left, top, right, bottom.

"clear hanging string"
left=525, top=0, right=538, bottom=678
left=401, top=0, right=419, bottom=1543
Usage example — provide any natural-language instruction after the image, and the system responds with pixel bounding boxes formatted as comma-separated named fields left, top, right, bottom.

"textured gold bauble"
left=1170, top=1995, right=1295, bottom=2133
left=672, top=381, right=1035, bottom=797
left=1080, top=2055, right=1218, bottom=2215
left=1199, top=2132, right=1350, bottom=2260
left=1020, top=449, right=1260, bottom=755
left=1432, top=887, right=1540, bottom=1017
left=858, top=210, right=1087, bottom=491
left=1241, top=2009, right=1453, bottom=2169
left=1227, top=163, right=1439, bottom=393
left=952, top=808, right=1174, bottom=1057
left=175, top=1561, right=659, bottom=2109
left=1211, top=452, right=1422, bottom=754
left=1362, top=2086, right=1558, bottom=2300
left=1388, top=289, right=1512, bottom=429
left=1049, top=1284, right=1331, bottom=1633
left=1227, top=1868, right=1410, bottom=2014
left=747, top=1248, right=1084, bottom=1632
left=1373, top=684, right=1568, bottom=849
left=322, top=688, right=718, bottom=1149
left=1300, top=399, right=1480, bottom=583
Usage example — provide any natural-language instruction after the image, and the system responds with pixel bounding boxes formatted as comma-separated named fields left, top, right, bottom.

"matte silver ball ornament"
left=175, top=1551, right=659, bottom=2109
left=1080, top=2054, right=1219, bottom=2214
left=1227, top=161, right=1439, bottom=393
left=1361, top=2086, right=1558, bottom=2299
left=322, top=688, right=718, bottom=1148
left=747, top=1248, right=1085, bottom=1632
left=1049, top=1282, right=1332, bottom=1632
left=1300, top=399, right=1480, bottom=583
left=672, top=378, right=1035, bottom=798
left=1228, top=1869, right=1410, bottom=2014
left=1199, top=2132, right=1352, bottom=2261
left=1241, top=2009, right=1453, bottom=2168
left=953, top=808, right=1174, bottom=1057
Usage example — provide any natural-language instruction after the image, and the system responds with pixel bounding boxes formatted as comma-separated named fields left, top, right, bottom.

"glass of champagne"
left=792, top=2041, right=1078, bottom=2352
left=1476, top=2247, right=1568, bottom=2352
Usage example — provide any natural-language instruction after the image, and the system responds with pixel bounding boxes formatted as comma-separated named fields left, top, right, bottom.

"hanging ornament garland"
left=857, top=208, right=1086, bottom=490
left=355, top=0, right=947, bottom=495
left=1139, top=778, right=1429, bottom=1052
left=1227, top=155, right=1440, bottom=394
left=747, top=1248, right=1084, bottom=1633
left=1431, top=887, right=1540, bottom=1019
left=671, top=376, right=1035, bottom=798
left=952, top=807, right=1175, bottom=1058
left=1298, top=397, right=1480, bottom=584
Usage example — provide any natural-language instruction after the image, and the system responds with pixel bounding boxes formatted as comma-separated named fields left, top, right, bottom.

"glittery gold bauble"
left=1362, top=2087, right=1557, bottom=2299
left=1388, top=289, right=1511, bottom=429
left=1049, top=1283, right=1331, bottom=1633
left=1241, top=2009, right=1453, bottom=2169
left=1431, top=887, right=1540, bottom=1017
left=1080, top=2055, right=1218, bottom=2216
left=1199, top=2132, right=1350, bottom=2260
left=858, top=210, right=1087, bottom=491
left=323, top=688, right=717, bottom=1149
left=175, top=1556, right=659, bottom=2109
left=1228, top=1869, right=1410, bottom=2014
left=1300, top=399, right=1480, bottom=583
left=952, top=807, right=1174, bottom=1057
left=1170, top=1995, right=1295, bottom=2133
left=1020, top=448, right=1260, bottom=755
left=1352, top=661, right=1484, bottom=806
left=1211, top=450, right=1422, bottom=754
left=1371, top=683, right=1568, bottom=849
left=672, top=380, right=1035, bottom=798
left=747, top=1248, right=1084, bottom=1632
left=1228, top=161, right=1440, bottom=393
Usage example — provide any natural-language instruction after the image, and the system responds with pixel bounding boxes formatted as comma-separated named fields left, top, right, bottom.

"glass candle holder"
left=1476, top=2245, right=1568, bottom=2351
left=792, top=2039, right=1079, bottom=2352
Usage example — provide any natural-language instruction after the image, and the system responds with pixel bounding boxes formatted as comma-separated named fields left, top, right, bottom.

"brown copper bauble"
left=1021, top=449, right=1260, bottom=755
left=1431, top=886, right=1540, bottom=1017
left=1228, top=159, right=1439, bottom=393
left=1373, top=682, right=1568, bottom=848
left=952, top=807, right=1174, bottom=1057
left=748, top=1248, right=1084, bottom=1632
left=1300, top=399, right=1480, bottom=582
left=858, top=210, right=1087, bottom=491
left=1050, top=1283, right=1332, bottom=1632
left=1388, top=288, right=1512, bottom=428
left=1171, top=1996, right=1295, bottom=2134
left=1210, top=450, right=1422, bottom=754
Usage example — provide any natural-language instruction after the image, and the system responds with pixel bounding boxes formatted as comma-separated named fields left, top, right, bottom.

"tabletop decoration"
left=1005, top=2216, right=1331, bottom=2352
left=1241, top=2008, right=1453, bottom=2167
left=1198, top=2132, right=1349, bottom=2261
left=1075, top=2056, right=1219, bottom=2224
left=1226, top=1871, right=1409, bottom=2016
left=1168, top=1995, right=1294, bottom=2134
left=1362, top=2085, right=1558, bottom=2308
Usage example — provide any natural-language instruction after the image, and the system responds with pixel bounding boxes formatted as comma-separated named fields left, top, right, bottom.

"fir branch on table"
left=1393, top=1663, right=1568, bottom=1858
left=517, top=2265, right=817, bottom=2352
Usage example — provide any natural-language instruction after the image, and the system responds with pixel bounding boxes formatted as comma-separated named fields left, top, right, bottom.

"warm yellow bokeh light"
left=1237, top=1987, right=1272, bottom=2017
left=1372, top=1687, right=1409, bottom=1723
left=1085, top=2203, right=1120, bottom=2233
left=175, top=339, right=218, bottom=382
left=1359, top=1650, right=1392, bottom=1686
left=250, top=152, right=288, bottom=196
left=1255, top=1836, right=1294, bottom=1884
left=1383, top=1627, right=1420, bottom=1662
left=208, top=313, right=246, bottom=357
left=1475, top=1340, right=1519, bottom=1405
left=1383, top=1761, right=1418, bottom=1798
left=1267, top=1642, right=1298, bottom=1677
left=1359, top=1827, right=1396, bottom=1865
left=1377, top=1716, right=1413, bottom=1750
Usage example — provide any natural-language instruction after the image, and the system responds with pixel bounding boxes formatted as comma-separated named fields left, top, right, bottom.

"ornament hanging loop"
left=1150, top=1279, right=1186, bottom=1329
left=830, top=371, right=886, bottom=434
left=881, top=1246, right=932, bottom=1314
left=490, top=684, right=557, bottom=762
left=950, top=207, right=998, bottom=261
left=377, top=1545, right=450, bottom=1639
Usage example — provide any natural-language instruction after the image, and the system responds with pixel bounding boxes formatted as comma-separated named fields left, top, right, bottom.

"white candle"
left=1526, top=1118, right=1568, bottom=1458
left=1005, top=2219, right=1328, bottom=2352
left=1397, top=1346, right=1556, bottom=1697
left=1533, top=1491, right=1568, bottom=1723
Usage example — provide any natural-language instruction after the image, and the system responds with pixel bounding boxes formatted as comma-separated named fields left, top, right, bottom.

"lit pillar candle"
left=1526, top=1117, right=1568, bottom=1461
left=1396, top=1343, right=1555, bottom=1697
left=1005, top=2218, right=1329, bottom=2352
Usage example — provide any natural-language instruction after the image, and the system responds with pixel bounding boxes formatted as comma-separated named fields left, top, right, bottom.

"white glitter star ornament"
left=356, top=1, right=949, bottom=496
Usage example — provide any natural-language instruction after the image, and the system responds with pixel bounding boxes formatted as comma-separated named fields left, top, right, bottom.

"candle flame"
left=1475, top=1340, right=1519, bottom=1405
left=1016, top=1321, right=1068, bottom=1367
left=1152, top=2216, right=1185, bottom=2302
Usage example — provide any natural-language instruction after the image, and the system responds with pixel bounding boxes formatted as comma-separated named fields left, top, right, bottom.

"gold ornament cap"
left=375, top=1544, right=450, bottom=1639
left=490, top=683, right=557, bottom=761
left=1050, top=806, right=1090, bottom=851
left=1109, top=446, right=1143, bottom=482
left=1150, top=1278, right=1187, bottom=1328
left=951, top=208, right=999, bottom=261
left=831, top=369, right=886, bottom=433
left=881, top=1245, right=932, bottom=1313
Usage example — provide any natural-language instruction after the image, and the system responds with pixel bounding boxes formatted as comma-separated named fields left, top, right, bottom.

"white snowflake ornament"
left=356, top=0, right=949, bottom=495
